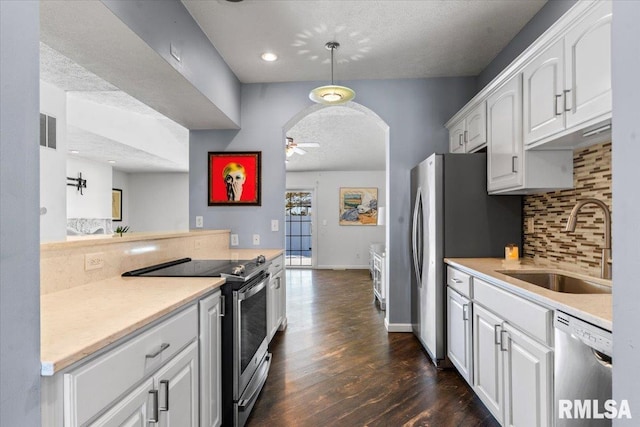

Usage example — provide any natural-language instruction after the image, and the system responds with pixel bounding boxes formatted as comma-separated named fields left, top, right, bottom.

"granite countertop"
left=41, top=249, right=284, bottom=376
left=445, top=258, right=612, bottom=331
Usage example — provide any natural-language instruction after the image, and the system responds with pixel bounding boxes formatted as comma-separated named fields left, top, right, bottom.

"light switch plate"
left=271, top=220, right=279, bottom=232
left=252, top=234, right=260, bottom=245
left=195, top=216, right=204, bottom=228
left=231, top=234, right=239, bottom=246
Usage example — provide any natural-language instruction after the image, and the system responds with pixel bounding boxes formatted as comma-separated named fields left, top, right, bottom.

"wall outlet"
left=527, top=217, right=535, bottom=234
left=195, top=216, right=204, bottom=228
left=271, top=220, right=279, bottom=232
left=230, top=234, right=239, bottom=246
left=252, top=234, right=260, bottom=245
left=85, top=253, right=105, bottom=271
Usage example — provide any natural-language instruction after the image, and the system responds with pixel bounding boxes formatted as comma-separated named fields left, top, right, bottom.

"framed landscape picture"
left=112, top=188, right=123, bottom=222
left=208, top=151, right=261, bottom=206
left=339, top=187, right=378, bottom=226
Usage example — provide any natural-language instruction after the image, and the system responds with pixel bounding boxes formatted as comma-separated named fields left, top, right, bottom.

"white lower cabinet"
left=43, top=291, right=223, bottom=427
left=472, top=304, right=504, bottom=424
left=267, top=255, right=286, bottom=342
left=447, top=287, right=472, bottom=384
left=447, top=266, right=554, bottom=426
left=199, top=292, right=222, bottom=427
left=472, top=303, right=553, bottom=427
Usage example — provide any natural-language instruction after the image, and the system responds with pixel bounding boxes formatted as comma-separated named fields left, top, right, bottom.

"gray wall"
left=190, top=77, right=476, bottom=325
left=477, top=0, right=577, bottom=91
left=0, top=1, right=41, bottom=426
left=101, top=0, right=241, bottom=127
left=612, top=1, right=640, bottom=424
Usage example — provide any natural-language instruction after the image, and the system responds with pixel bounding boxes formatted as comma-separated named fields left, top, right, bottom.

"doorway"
left=285, top=190, right=313, bottom=268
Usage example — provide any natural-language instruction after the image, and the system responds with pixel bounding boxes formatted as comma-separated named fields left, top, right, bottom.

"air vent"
left=556, top=313, right=570, bottom=327
left=40, top=113, right=57, bottom=150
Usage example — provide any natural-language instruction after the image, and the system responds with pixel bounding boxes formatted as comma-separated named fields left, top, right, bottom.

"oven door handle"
left=238, top=277, right=269, bottom=301
left=238, top=353, right=272, bottom=410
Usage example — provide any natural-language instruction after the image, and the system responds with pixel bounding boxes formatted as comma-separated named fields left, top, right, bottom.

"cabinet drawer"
left=447, top=266, right=472, bottom=298
left=64, top=304, right=198, bottom=426
left=473, top=278, right=552, bottom=346
left=268, top=255, right=284, bottom=275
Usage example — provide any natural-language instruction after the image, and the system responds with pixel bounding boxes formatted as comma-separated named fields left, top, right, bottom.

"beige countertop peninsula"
left=445, top=258, right=612, bottom=331
left=41, top=246, right=284, bottom=376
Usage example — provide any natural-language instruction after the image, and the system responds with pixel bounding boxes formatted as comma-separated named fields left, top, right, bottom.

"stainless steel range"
left=123, top=255, right=272, bottom=427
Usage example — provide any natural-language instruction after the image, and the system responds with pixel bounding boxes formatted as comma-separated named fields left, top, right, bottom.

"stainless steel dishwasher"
left=555, top=311, right=613, bottom=426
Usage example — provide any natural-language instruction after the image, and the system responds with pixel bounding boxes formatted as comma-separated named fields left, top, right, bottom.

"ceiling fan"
left=285, top=137, right=320, bottom=158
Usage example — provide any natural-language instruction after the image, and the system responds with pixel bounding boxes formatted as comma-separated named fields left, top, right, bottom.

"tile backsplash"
left=523, top=142, right=612, bottom=277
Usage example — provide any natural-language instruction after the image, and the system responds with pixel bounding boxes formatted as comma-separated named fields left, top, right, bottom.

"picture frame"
left=208, top=151, right=262, bottom=206
left=339, top=187, right=378, bottom=226
left=112, top=188, right=123, bottom=222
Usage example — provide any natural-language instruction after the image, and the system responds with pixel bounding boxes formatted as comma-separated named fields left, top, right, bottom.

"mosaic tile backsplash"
left=523, top=142, right=612, bottom=277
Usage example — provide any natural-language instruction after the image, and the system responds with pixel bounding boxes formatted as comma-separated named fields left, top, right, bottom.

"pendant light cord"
left=330, top=45, right=335, bottom=85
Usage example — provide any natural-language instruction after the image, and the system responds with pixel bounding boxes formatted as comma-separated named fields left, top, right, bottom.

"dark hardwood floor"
left=248, top=269, right=499, bottom=427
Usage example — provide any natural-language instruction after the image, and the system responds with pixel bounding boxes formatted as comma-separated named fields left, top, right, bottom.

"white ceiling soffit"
left=286, top=105, right=385, bottom=172
left=40, top=0, right=236, bottom=130
left=40, top=42, right=189, bottom=173
left=183, top=0, right=547, bottom=83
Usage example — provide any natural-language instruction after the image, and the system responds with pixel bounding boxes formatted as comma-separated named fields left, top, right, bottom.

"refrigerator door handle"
left=411, top=188, right=422, bottom=286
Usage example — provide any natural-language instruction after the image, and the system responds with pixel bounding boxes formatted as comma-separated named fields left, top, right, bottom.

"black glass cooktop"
left=122, top=258, right=254, bottom=278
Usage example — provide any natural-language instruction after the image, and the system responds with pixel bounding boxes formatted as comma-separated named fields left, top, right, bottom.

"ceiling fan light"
left=309, top=85, right=355, bottom=105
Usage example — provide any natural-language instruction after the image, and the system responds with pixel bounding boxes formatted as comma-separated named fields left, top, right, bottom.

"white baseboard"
left=384, top=319, right=413, bottom=333
left=316, top=265, right=369, bottom=270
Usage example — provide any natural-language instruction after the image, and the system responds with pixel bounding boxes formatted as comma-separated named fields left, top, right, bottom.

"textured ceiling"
left=182, top=0, right=546, bottom=83
left=39, top=0, right=547, bottom=173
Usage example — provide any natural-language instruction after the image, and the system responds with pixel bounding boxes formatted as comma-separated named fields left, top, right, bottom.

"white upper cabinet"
left=523, top=1, right=612, bottom=148
left=523, top=40, right=566, bottom=145
left=487, top=76, right=523, bottom=192
left=564, top=0, right=612, bottom=129
left=448, top=101, right=487, bottom=154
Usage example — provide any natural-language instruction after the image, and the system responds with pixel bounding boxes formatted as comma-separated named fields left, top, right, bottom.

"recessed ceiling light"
left=70, top=150, right=79, bottom=154
left=261, top=52, right=278, bottom=62
left=108, top=160, right=116, bottom=164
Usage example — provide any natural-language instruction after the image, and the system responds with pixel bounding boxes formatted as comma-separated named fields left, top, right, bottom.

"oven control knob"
left=256, top=255, right=266, bottom=264
left=232, top=265, right=245, bottom=276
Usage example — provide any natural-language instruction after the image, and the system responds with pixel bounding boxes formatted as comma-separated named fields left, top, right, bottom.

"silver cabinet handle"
left=463, top=304, right=469, bottom=321
left=511, top=156, right=518, bottom=173
left=451, top=278, right=463, bottom=284
left=555, top=94, right=562, bottom=116
left=500, top=330, right=509, bottom=352
left=464, top=130, right=468, bottom=143
left=494, top=324, right=502, bottom=345
left=564, top=89, right=571, bottom=112
left=458, top=134, right=463, bottom=146
left=275, top=277, right=281, bottom=289
left=149, top=390, right=159, bottom=423
left=219, top=295, right=225, bottom=317
left=146, top=343, right=170, bottom=359
left=159, top=380, right=169, bottom=411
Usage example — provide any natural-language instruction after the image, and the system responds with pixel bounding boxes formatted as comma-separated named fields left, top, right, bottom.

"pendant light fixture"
left=309, top=41, right=355, bottom=105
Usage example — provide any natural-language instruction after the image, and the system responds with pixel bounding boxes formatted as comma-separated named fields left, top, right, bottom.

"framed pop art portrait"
left=208, top=151, right=262, bottom=206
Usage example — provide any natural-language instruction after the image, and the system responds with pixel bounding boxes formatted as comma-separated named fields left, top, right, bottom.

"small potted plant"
left=114, top=225, right=129, bottom=237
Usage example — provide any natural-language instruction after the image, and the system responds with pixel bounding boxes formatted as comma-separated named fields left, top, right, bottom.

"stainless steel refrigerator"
left=410, top=153, right=522, bottom=367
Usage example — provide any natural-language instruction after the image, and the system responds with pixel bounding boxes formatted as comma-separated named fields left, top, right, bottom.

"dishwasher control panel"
left=555, top=311, right=612, bottom=357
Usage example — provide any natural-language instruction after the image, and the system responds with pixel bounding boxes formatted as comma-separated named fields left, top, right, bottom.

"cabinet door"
left=199, top=292, right=222, bottom=427
left=154, top=341, right=199, bottom=427
left=449, top=119, right=466, bottom=154
left=89, top=378, right=154, bottom=427
left=523, top=39, right=565, bottom=145
left=447, top=288, right=472, bottom=384
left=502, top=323, right=553, bottom=427
left=487, top=75, right=523, bottom=192
left=267, top=273, right=279, bottom=341
left=465, top=102, right=487, bottom=152
left=564, top=0, right=612, bottom=128
left=472, top=304, right=504, bottom=424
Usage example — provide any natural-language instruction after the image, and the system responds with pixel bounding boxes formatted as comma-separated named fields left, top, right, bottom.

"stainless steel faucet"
left=565, top=198, right=612, bottom=279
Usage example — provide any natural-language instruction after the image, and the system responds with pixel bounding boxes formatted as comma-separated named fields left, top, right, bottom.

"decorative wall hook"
left=67, top=173, right=87, bottom=195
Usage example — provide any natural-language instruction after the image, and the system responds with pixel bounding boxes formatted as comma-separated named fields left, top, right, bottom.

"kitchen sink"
left=499, top=271, right=612, bottom=294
